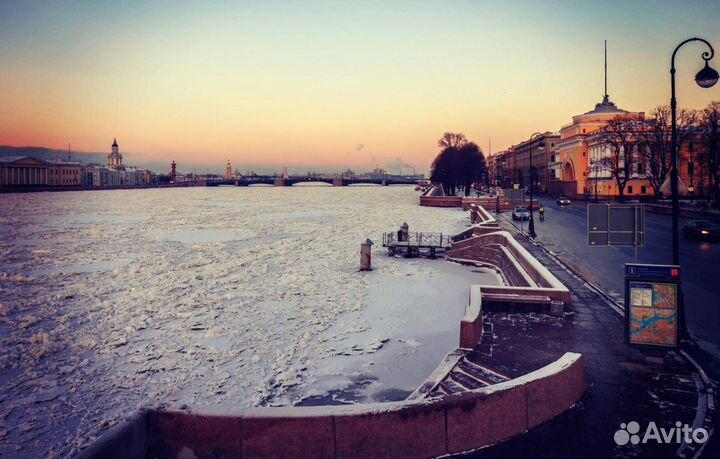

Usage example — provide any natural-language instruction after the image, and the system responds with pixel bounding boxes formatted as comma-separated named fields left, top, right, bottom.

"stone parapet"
left=419, top=195, right=463, bottom=207
left=76, top=354, right=584, bottom=459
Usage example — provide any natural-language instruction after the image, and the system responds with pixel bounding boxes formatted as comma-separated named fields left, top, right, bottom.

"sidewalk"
left=459, top=218, right=717, bottom=459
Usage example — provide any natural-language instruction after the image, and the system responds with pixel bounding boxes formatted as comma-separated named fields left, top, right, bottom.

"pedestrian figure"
left=539, top=203, right=545, bottom=221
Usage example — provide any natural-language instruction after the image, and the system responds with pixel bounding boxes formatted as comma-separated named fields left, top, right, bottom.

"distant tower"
left=225, top=160, right=232, bottom=179
left=283, top=167, right=289, bottom=179
left=171, top=161, right=177, bottom=182
left=107, top=138, right=123, bottom=169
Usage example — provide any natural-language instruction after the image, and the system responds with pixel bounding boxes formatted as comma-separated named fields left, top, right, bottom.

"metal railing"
left=382, top=231, right=451, bottom=248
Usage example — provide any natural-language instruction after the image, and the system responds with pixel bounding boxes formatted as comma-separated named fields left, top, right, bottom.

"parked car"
left=683, top=220, right=720, bottom=241
left=557, top=196, right=571, bottom=205
left=512, top=207, right=530, bottom=221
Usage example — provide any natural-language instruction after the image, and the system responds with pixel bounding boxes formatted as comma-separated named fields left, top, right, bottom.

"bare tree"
left=599, top=117, right=645, bottom=201
left=437, top=132, right=468, bottom=149
left=642, top=106, right=698, bottom=197
left=699, top=101, right=720, bottom=205
left=431, top=133, right=487, bottom=196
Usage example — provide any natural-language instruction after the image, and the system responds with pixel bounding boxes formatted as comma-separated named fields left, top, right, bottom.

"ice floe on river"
left=0, top=186, right=496, bottom=458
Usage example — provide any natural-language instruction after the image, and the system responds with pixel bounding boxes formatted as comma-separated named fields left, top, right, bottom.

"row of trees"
left=598, top=101, right=720, bottom=202
left=430, top=133, right=487, bottom=196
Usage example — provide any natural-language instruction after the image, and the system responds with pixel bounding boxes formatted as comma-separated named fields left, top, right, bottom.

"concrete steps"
left=427, top=355, right=511, bottom=398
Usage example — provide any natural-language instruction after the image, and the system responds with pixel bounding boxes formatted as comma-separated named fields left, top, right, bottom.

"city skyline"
left=1, top=0, right=720, bottom=172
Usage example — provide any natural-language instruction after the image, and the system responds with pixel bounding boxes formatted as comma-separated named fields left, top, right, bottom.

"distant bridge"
left=206, top=176, right=422, bottom=187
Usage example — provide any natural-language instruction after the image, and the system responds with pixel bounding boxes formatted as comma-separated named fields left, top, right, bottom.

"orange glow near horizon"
left=1, top=1, right=720, bottom=173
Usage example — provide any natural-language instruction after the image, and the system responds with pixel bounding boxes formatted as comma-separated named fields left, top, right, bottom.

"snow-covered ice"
left=0, top=186, right=498, bottom=458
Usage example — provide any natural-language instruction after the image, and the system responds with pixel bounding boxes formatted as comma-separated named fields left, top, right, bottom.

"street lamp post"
left=698, top=154, right=705, bottom=197
left=688, top=142, right=695, bottom=200
left=670, top=38, right=719, bottom=265
left=496, top=158, right=506, bottom=214
left=590, top=160, right=598, bottom=202
left=527, top=132, right=545, bottom=238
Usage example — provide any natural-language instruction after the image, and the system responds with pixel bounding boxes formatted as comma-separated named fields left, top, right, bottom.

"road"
left=498, top=193, right=720, bottom=377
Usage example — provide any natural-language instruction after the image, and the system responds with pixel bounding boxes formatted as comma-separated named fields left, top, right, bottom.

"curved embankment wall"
left=448, top=231, right=570, bottom=300
left=448, top=205, right=571, bottom=349
left=419, top=195, right=463, bottom=207
left=419, top=195, right=537, bottom=210
left=77, top=353, right=583, bottom=459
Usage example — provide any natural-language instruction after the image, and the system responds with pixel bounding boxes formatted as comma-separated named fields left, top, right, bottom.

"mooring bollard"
left=550, top=300, right=564, bottom=317
left=360, top=238, right=374, bottom=271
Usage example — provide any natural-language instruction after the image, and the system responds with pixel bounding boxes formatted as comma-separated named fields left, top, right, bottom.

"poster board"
left=624, top=264, right=680, bottom=348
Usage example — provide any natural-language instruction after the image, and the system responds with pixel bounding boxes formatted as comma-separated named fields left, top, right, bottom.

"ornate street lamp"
left=670, top=38, right=719, bottom=265
left=527, top=132, right=545, bottom=238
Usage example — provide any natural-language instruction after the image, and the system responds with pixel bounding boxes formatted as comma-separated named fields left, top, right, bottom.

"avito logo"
left=614, top=421, right=709, bottom=446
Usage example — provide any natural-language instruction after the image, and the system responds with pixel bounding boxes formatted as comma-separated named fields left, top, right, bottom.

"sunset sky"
left=1, top=0, right=720, bottom=173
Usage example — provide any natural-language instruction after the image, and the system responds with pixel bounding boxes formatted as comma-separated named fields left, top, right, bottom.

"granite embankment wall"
left=419, top=195, right=537, bottom=210
left=449, top=204, right=571, bottom=349
left=448, top=231, right=570, bottom=302
left=77, top=353, right=584, bottom=459
left=419, top=195, right=463, bottom=207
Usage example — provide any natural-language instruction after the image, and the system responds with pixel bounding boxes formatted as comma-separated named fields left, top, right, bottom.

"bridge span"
left=206, top=176, right=421, bottom=187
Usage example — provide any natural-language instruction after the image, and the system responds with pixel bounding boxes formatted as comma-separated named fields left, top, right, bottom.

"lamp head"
left=695, top=61, right=719, bottom=88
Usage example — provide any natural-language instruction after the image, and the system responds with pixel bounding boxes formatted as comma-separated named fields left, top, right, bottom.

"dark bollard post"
left=360, top=238, right=374, bottom=271
left=400, top=222, right=409, bottom=242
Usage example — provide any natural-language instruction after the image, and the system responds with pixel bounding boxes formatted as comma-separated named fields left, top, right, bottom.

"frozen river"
left=0, top=185, right=498, bottom=458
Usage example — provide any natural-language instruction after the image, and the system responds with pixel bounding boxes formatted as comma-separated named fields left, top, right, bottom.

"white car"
left=557, top=196, right=571, bottom=205
left=512, top=207, right=530, bottom=221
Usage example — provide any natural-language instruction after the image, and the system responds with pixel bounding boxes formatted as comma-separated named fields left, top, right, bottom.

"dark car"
left=512, top=207, right=530, bottom=221
left=557, top=196, right=571, bottom=205
left=683, top=220, right=720, bottom=241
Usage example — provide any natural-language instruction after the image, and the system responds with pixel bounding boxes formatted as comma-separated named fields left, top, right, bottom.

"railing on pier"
left=382, top=231, right=451, bottom=249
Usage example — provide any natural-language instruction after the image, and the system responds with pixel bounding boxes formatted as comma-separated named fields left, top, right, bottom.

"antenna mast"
left=604, top=40, right=608, bottom=99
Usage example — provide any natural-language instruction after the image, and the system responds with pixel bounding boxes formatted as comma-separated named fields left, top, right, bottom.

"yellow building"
left=554, top=95, right=644, bottom=197
left=586, top=129, right=652, bottom=198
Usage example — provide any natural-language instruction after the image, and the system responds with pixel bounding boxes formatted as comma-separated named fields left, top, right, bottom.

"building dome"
left=579, top=95, right=629, bottom=118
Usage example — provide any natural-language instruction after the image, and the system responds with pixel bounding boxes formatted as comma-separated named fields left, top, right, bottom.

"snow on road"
left=0, top=186, right=495, bottom=458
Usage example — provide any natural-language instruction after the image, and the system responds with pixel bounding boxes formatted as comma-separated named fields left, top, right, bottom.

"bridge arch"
left=289, top=180, right=333, bottom=186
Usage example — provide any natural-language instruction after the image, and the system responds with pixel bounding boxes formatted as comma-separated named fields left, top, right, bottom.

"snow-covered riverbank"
left=0, top=186, right=496, bottom=458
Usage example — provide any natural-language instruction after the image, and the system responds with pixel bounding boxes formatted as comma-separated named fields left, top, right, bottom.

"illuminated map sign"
left=624, top=264, right=680, bottom=348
